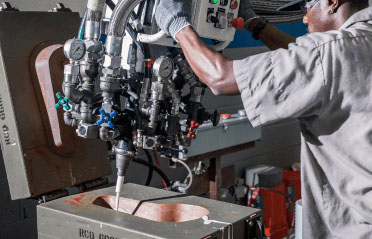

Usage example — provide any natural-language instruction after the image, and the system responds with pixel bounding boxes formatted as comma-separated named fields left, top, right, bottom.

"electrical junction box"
left=192, top=0, right=241, bottom=42
left=151, top=0, right=241, bottom=47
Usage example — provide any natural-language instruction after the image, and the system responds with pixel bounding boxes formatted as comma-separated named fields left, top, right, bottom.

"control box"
left=151, top=0, right=241, bottom=47
left=192, top=0, right=241, bottom=42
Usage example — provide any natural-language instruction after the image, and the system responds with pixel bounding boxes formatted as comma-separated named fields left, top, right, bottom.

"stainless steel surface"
left=38, top=184, right=262, bottom=239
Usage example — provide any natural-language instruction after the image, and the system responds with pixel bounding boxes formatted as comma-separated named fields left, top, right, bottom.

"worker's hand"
left=155, top=0, right=192, bottom=39
left=238, top=0, right=259, bottom=31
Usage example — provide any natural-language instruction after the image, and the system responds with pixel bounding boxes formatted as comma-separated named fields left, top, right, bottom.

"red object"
left=230, top=0, right=238, bottom=9
left=261, top=185, right=288, bottom=239
left=248, top=184, right=288, bottom=239
left=187, top=121, right=200, bottom=139
left=153, top=150, right=168, bottom=189
left=231, top=18, right=245, bottom=30
left=220, top=114, right=231, bottom=119
left=283, top=170, right=301, bottom=229
left=144, top=57, right=155, bottom=68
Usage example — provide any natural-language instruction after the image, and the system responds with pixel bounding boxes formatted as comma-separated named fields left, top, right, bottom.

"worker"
left=155, top=0, right=372, bottom=238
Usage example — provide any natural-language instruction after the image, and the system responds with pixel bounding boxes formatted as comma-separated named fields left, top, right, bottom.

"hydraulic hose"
left=86, top=0, right=106, bottom=21
left=144, top=0, right=155, bottom=26
left=252, top=0, right=304, bottom=24
left=142, top=149, right=154, bottom=186
left=108, top=0, right=143, bottom=37
left=105, top=0, right=116, bottom=11
left=133, top=158, right=171, bottom=187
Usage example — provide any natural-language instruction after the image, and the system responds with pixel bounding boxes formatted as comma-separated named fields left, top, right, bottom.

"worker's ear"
left=326, top=0, right=341, bottom=13
left=303, top=14, right=308, bottom=25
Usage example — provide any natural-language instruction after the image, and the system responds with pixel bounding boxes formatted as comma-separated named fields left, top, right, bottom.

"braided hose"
left=86, top=0, right=106, bottom=21
left=252, top=0, right=304, bottom=24
left=108, top=0, right=144, bottom=37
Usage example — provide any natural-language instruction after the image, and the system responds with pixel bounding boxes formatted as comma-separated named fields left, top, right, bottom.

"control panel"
left=192, top=0, right=241, bottom=42
left=150, top=0, right=242, bottom=47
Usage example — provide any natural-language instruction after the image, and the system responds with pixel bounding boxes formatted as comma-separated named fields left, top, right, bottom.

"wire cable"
left=142, top=149, right=154, bottom=186
left=252, top=0, right=304, bottom=24
left=170, top=158, right=193, bottom=193
left=152, top=150, right=168, bottom=189
left=132, top=158, right=171, bottom=187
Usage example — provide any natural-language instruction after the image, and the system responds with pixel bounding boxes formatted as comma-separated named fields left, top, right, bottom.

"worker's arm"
left=175, top=21, right=297, bottom=95
left=237, top=0, right=296, bottom=50
left=247, top=18, right=297, bottom=50
left=155, top=0, right=297, bottom=95
left=176, top=26, right=237, bottom=95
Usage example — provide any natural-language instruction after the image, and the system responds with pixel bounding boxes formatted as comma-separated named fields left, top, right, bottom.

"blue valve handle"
left=55, top=92, right=71, bottom=111
left=97, top=108, right=117, bottom=129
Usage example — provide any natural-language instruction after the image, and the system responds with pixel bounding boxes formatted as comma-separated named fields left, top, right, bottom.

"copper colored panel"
left=35, top=44, right=66, bottom=147
left=93, top=195, right=210, bottom=222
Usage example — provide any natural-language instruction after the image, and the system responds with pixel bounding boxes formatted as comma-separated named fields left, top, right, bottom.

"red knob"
left=231, top=18, right=245, bottom=30
left=230, top=0, right=239, bottom=9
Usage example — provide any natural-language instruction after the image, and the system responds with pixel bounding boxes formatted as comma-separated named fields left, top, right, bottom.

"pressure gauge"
left=153, top=57, right=174, bottom=79
left=64, top=39, right=86, bottom=61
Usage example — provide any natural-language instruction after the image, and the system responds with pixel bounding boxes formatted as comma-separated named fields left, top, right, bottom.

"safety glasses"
left=304, top=0, right=321, bottom=10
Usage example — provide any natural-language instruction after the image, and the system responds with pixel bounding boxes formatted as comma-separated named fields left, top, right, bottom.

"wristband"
left=252, top=18, right=268, bottom=40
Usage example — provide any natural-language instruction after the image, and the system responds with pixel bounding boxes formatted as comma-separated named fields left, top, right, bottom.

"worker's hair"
left=348, top=0, right=369, bottom=8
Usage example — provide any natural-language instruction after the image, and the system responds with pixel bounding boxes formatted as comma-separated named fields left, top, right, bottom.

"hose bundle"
left=252, top=0, right=304, bottom=24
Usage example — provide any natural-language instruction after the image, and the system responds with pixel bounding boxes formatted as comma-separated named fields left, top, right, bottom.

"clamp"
left=97, top=108, right=117, bottom=129
left=55, top=92, right=71, bottom=110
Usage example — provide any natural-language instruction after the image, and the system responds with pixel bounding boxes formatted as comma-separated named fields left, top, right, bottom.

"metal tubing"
left=63, top=112, right=79, bottom=127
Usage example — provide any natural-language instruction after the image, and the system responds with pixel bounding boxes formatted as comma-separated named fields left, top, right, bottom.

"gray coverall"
left=233, top=7, right=372, bottom=239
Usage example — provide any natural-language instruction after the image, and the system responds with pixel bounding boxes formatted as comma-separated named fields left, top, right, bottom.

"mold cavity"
left=93, top=195, right=209, bottom=223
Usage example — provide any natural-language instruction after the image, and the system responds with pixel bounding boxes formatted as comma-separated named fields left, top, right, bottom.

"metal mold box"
left=37, top=184, right=261, bottom=239
left=0, top=12, right=111, bottom=200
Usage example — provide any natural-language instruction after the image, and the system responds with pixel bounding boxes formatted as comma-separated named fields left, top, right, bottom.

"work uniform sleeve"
left=233, top=37, right=326, bottom=127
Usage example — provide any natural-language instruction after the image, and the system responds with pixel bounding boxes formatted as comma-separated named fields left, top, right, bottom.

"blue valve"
left=97, top=108, right=117, bottom=129
left=55, top=92, right=71, bottom=111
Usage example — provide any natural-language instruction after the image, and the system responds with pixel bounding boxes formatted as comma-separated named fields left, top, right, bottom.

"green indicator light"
left=212, top=0, right=218, bottom=3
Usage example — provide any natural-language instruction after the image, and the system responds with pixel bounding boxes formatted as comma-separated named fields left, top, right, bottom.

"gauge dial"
left=153, top=57, right=174, bottom=79
left=64, top=39, right=86, bottom=61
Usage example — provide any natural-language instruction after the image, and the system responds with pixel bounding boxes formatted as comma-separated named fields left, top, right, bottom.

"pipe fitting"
left=64, top=112, right=79, bottom=127
left=85, top=21, right=101, bottom=40
left=99, top=126, right=120, bottom=141
left=105, top=36, right=123, bottom=55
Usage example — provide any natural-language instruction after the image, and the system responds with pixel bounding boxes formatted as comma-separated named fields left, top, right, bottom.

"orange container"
left=248, top=184, right=288, bottom=239
left=283, top=170, right=301, bottom=229
left=261, top=184, right=288, bottom=239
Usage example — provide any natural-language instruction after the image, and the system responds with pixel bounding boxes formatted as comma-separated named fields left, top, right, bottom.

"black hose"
left=105, top=0, right=116, bottom=11
left=132, top=158, right=171, bottom=187
left=142, top=149, right=154, bottom=186
left=136, top=0, right=146, bottom=19
left=128, top=6, right=152, bottom=80
left=144, top=0, right=155, bottom=26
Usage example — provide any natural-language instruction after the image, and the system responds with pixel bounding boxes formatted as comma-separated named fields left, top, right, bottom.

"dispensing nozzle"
left=114, top=140, right=133, bottom=211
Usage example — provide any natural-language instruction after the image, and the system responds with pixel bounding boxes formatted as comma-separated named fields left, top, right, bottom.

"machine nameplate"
left=0, top=94, right=10, bottom=146
left=2, top=125, right=10, bottom=146
left=79, top=228, right=118, bottom=239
